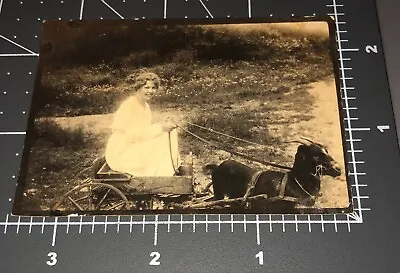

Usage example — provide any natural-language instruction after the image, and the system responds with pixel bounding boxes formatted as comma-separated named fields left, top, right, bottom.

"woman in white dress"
left=105, top=72, right=180, bottom=177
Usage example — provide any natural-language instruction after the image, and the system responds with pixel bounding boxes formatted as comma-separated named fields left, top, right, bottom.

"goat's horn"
left=300, top=137, right=329, bottom=150
left=300, top=136, right=316, bottom=144
left=283, top=140, right=309, bottom=146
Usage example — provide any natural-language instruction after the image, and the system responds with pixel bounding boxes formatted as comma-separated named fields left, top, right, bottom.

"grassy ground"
left=17, top=22, right=349, bottom=213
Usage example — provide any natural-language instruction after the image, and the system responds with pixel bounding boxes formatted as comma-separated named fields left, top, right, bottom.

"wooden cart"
left=52, top=154, right=196, bottom=214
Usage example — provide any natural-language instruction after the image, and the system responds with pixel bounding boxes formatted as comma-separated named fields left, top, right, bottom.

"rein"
left=168, top=131, right=179, bottom=174
left=177, top=125, right=292, bottom=171
left=187, top=121, right=270, bottom=148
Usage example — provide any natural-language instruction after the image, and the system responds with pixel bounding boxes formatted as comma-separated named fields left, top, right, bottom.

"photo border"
left=11, top=15, right=354, bottom=217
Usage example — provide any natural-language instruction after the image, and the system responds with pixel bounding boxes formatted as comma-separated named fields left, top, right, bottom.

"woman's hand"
left=162, top=120, right=178, bottom=132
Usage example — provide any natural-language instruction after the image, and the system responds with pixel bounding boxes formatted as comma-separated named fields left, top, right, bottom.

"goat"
left=203, top=138, right=342, bottom=212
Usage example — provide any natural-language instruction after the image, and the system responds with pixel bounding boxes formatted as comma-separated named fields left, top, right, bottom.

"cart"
left=52, top=153, right=197, bottom=214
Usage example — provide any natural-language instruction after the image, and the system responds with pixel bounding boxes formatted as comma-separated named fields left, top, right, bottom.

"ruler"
left=1, top=0, right=400, bottom=272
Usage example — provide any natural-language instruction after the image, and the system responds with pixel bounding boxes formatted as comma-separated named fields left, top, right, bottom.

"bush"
left=120, top=50, right=159, bottom=68
left=40, top=22, right=331, bottom=70
left=171, top=49, right=196, bottom=64
left=36, top=22, right=333, bottom=117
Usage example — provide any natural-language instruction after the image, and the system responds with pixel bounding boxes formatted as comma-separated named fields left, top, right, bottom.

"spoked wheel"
left=52, top=180, right=133, bottom=213
left=203, top=181, right=214, bottom=195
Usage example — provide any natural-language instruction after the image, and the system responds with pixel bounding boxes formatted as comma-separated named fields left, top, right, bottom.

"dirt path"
left=290, top=79, right=350, bottom=209
left=50, top=109, right=187, bottom=136
left=302, top=80, right=345, bottom=169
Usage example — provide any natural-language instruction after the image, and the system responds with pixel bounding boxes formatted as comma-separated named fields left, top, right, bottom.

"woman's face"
left=137, top=80, right=158, bottom=101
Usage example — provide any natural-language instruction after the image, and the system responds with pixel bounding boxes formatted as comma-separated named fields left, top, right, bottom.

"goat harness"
left=241, top=171, right=315, bottom=207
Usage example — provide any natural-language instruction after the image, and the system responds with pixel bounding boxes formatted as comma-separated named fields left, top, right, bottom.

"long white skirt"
left=105, top=129, right=180, bottom=177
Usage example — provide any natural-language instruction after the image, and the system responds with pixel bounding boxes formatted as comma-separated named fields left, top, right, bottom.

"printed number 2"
left=366, top=45, right=378, bottom=54
left=255, top=251, right=264, bottom=265
left=149, top=252, right=161, bottom=266
left=46, top=252, right=57, bottom=266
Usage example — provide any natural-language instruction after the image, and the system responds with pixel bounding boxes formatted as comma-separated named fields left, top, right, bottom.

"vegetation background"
left=16, top=20, right=350, bottom=213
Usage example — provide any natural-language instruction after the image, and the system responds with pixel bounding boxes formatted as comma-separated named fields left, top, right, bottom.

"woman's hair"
left=129, top=72, right=161, bottom=91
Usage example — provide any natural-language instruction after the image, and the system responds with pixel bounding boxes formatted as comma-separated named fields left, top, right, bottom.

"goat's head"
left=290, top=137, right=342, bottom=178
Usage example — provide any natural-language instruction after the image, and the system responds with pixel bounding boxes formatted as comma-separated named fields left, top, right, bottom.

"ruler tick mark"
left=66, top=216, right=70, bottom=233
left=349, top=172, right=366, bottom=175
left=334, top=214, right=338, bottom=232
left=154, top=215, right=158, bottom=246
left=130, top=216, right=133, bottom=233
left=320, top=215, right=325, bottom=232
left=4, top=214, right=9, bottom=234
left=256, top=215, right=260, bottom=245
left=16, top=216, right=21, bottom=234
left=92, top=216, right=95, bottom=233
left=349, top=161, right=364, bottom=164
left=29, top=216, right=33, bottom=234
left=41, top=217, right=45, bottom=234
left=269, top=215, right=272, bottom=232
left=345, top=127, right=371, bottom=131
left=347, top=215, right=351, bottom=232
left=340, top=48, right=359, bottom=52
left=52, top=217, right=58, bottom=247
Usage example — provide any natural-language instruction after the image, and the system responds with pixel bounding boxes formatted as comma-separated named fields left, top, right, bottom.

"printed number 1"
left=47, top=252, right=57, bottom=266
left=365, top=45, right=378, bottom=54
left=255, top=251, right=264, bottom=265
left=377, top=125, right=390, bottom=133
left=149, top=252, right=161, bottom=266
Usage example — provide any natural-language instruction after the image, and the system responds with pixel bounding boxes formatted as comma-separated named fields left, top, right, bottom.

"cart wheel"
left=203, top=181, right=214, bottom=195
left=52, top=181, right=133, bottom=213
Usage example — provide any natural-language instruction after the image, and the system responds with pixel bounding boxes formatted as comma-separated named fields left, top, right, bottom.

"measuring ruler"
left=1, top=0, right=399, bottom=272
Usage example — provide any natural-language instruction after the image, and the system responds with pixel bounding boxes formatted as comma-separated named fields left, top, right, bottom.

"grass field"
left=15, top=21, right=350, bottom=213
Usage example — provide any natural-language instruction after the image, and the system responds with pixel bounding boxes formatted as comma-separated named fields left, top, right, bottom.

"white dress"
left=105, top=96, right=179, bottom=177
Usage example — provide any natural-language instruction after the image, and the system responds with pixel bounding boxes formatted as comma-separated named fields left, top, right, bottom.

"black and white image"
left=12, top=18, right=352, bottom=215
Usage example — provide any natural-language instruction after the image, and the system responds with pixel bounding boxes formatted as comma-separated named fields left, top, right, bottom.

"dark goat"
left=204, top=139, right=342, bottom=211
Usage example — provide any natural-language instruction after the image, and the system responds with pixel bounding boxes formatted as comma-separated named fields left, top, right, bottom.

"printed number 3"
left=47, top=252, right=57, bottom=266
left=149, top=252, right=160, bottom=266
left=365, top=45, right=378, bottom=54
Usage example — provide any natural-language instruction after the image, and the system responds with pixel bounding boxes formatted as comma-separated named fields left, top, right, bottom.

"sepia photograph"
left=13, top=18, right=352, bottom=216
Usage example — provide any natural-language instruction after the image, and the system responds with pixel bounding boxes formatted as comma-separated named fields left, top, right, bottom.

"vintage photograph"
left=13, top=18, right=352, bottom=216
